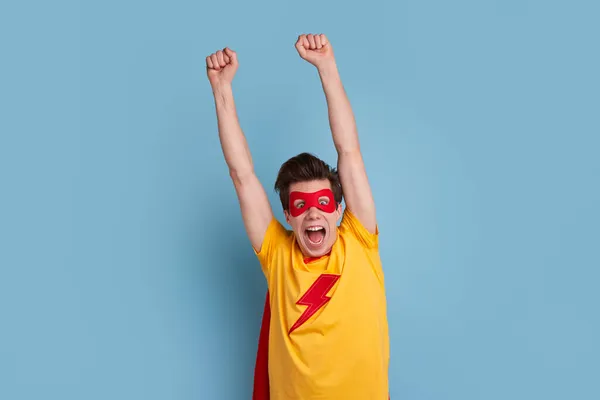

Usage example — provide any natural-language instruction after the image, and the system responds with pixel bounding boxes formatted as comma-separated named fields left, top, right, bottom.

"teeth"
left=306, top=226, right=324, bottom=231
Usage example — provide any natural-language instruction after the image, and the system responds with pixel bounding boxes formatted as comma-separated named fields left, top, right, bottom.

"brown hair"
left=274, top=152, right=343, bottom=211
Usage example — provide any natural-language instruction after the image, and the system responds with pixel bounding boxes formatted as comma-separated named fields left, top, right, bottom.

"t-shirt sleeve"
left=339, top=208, right=379, bottom=249
left=253, top=216, right=290, bottom=271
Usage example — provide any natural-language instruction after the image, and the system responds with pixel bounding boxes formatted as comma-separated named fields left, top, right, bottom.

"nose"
left=305, top=206, right=321, bottom=219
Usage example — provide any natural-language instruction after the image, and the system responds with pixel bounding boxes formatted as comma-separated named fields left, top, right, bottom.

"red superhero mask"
left=288, top=189, right=336, bottom=217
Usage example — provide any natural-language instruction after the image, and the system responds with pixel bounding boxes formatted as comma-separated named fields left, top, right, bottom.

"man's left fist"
left=295, top=33, right=335, bottom=69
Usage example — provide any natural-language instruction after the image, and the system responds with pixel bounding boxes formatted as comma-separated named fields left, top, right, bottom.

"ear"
left=336, top=202, right=343, bottom=221
left=284, top=209, right=291, bottom=224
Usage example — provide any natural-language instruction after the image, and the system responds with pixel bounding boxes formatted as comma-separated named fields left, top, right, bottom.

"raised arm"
left=206, top=47, right=273, bottom=251
left=295, top=34, right=377, bottom=233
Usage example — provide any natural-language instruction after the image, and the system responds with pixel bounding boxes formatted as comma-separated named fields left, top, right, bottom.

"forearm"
left=318, top=62, right=360, bottom=154
left=212, top=83, right=254, bottom=180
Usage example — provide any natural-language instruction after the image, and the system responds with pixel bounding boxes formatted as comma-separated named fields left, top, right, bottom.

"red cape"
left=252, top=292, right=271, bottom=400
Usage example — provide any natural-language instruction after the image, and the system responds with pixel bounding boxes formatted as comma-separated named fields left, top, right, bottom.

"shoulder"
left=254, top=216, right=293, bottom=267
left=338, top=208, right=379, bottom=249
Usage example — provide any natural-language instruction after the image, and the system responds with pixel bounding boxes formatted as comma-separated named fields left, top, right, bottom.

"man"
left=206, top=33, right=390, bottom=399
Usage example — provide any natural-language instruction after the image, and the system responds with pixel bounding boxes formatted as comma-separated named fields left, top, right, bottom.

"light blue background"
left=1, top=0, right=598, bottom=399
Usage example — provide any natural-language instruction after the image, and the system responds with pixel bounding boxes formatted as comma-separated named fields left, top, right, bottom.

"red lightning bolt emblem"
left=289, top=274, right=340, bottom=334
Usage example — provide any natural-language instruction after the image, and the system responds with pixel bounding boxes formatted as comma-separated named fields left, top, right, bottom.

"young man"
left=206, top=34, right=389, bottom=399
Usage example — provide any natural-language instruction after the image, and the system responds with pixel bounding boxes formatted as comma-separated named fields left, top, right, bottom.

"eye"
left=318, top=197, right=329, bottom=205
left=295, top=201, right=305, bottom=209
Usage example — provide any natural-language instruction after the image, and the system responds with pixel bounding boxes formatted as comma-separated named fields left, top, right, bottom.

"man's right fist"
left=206, top=47, right=238, bottom=87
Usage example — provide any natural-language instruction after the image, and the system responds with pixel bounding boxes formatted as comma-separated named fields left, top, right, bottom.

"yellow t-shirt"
left=255, top=209, right=390, bottom=399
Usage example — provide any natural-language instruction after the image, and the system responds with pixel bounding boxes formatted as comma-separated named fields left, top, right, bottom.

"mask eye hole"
left=294, top=200, right=305, bottom=209
left=318, top=197, right=330, bottom=205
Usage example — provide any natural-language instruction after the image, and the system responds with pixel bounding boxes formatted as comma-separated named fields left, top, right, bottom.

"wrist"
left=211, top=81, right=233, bottom=95
left=317, top=60, right=338, bottom=77
left=211, top=82, right=235, bottom=110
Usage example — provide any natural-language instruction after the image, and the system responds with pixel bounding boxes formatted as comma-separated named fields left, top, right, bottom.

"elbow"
left=229, top=167, right=255, bottom=186
left=334, top=139, right=361, bottom=156
left=336, top=146, right=362, bottom=159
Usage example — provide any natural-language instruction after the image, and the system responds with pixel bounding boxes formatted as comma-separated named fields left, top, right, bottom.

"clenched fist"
left=295, top=34, right=335, bottom=69
left=206, top=47, right=238, bottom=88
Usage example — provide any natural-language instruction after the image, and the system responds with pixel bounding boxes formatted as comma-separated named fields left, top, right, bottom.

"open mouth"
left=305, top=225, right=326, bottom=246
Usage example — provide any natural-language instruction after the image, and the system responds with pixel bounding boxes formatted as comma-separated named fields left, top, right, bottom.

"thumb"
left=223, top=47, right=238, bottom=66
left=295, top=38, right=307, bottom=57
